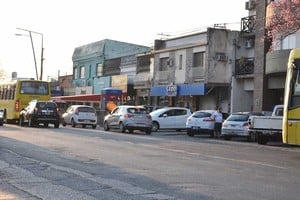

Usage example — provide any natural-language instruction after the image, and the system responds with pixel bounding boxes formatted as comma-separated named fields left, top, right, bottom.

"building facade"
left=72, top=39, right=150, bottom=105
left=149, top=28, right=240, bottom=113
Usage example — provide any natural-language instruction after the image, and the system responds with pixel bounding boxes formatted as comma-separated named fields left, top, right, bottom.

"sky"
left=0, top=0, right=248, bottom=81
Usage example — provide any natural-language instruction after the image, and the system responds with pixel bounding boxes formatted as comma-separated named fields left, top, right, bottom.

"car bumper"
left=125, top=123, right=152, bottom=130
left=221, top=128, right=249, bottom=136
left=186, top=127, right=214, bottom=134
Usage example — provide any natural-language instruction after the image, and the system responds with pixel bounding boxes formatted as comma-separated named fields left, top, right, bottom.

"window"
left=80, top=66, right=85, bottom=79
left=97, top=63, right=103, bottom=76
left=193, top=52, right=204, bottom=68
left=159, top=57, right=169, bottom=71
left=73, top=67, right=78, bottom=79
left=179, top=55, right=183, bottom=70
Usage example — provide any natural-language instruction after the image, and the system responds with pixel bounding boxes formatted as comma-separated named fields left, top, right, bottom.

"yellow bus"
left=0, top=79, right=51, bottom=123
left=283, top=48, right=300, bottom=145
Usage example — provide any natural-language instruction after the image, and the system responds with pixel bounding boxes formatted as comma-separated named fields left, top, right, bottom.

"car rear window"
left=78, top=107, right=95, bottom=113
left=127, top=108, right=147, bottom=114
left=227, top=114, right=249, bottom=121
left=192, top=112, right=211, bottom=118
left=37, top=102, right=57, bottom=109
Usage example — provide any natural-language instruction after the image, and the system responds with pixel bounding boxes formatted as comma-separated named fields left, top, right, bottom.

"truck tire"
left=257, top=133, right=268, bottom=145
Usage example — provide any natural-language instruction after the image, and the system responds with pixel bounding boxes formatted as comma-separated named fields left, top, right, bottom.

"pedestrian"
left=211, top=107, right=223, bottom=138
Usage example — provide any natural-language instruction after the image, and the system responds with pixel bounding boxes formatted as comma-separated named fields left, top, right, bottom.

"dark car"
left=19, top=100, right=60, bottom=128
left=0, top=109, right=4, bottom=126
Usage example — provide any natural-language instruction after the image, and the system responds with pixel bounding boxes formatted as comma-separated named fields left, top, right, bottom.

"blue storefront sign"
left=150, top=83, right=205, bottom=96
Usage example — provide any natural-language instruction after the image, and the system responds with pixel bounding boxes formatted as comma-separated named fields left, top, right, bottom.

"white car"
left=150, top=107, right=192, bottom=131
left=62, top=105, right=97, bottom=129
left=186, top=110, right=217, bottom=137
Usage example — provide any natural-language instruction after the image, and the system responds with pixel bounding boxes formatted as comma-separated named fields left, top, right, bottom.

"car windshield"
left=37, top=102, right=57, bottom=109
left=227, top=114, right=249, bottom=121
left=192, top=112, right=211, bottom=118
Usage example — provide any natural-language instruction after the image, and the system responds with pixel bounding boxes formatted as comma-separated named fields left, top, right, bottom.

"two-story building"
left=149, top=28, right=241, bottom=113
left=71, top=39, right=150, bottom=105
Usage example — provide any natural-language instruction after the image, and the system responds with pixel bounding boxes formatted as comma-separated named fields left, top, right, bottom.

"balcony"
left=134, top=72, right=151, bottom=89
left=266, top=49, right=290, bottom=74
left=241, top=15, right=256, bottom=36
left=235, top=57, right=254, bottom=75
left=188, top=67, right=205, bottom=79
left=153, top=70, right=169, bottom=83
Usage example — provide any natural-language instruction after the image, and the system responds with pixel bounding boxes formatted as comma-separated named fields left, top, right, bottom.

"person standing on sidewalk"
left=211, top=107, right=223, bottom=138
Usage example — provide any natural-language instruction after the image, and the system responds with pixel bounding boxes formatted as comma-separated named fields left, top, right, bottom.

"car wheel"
left=187, top=130, right=194, bottom=137
left=62, top=119, right=67, bottom=127
left=103, top=121, right=110, bottom=131
left=119, top=122, right=126, bottom=133
left=92, top=125, right=97, bottom=129
left=71, top=119, right=76, bottom=127
left=54, top=122, right=59, bottom=128
left=19, top=116, right=24, bottom=126
left=128, top=129, right=134, bottom=133
left=145, top=129, right=152, bottom=135
left=223, top=135, right=232, bottom=140
left=152, top=122, right=159, bottom=132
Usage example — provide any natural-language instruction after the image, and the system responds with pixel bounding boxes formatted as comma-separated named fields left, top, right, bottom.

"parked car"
left=150, top=107, right=192, bottom=132
left=19, top=100, right=60, bottom=128
left=0, top=109, right=4, bottom=126
left=141, top=105, right=166, bottom=113
left=221, top=112, right=264, bottom=141
left=103, top=105, right=152, bottom=134
left=61, top=105, right=97, bottom=129
left=186, top=110, right=216, bottom=137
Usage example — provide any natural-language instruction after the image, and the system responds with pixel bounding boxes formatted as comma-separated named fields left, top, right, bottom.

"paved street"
left=0, top=124, right=300, bottom=200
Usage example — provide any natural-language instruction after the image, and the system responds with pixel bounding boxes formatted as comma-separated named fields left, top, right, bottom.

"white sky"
left=0, top=0, right=248, bottom=80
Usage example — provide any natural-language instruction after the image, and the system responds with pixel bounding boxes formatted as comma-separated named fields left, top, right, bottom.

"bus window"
left=291, top=59, right=300, bottom=107
left=20, top=81, right=49, bottom=95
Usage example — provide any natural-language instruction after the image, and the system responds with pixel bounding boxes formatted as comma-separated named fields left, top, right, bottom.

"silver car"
left=62, top=105, right=98, bottom=129
left=221, top=112, right=263, bottom=141
left=103, top=105, right=152, bottom=134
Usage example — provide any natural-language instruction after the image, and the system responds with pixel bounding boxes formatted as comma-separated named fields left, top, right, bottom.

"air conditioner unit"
left=245, top=40, right=254, bottom=49
left=216, top=54, right=227, bottom=62
left=245, top=0, right=255, bottom=10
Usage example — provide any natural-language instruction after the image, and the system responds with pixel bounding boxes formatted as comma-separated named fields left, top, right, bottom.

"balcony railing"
left=235, top=57, right=254, bottom=75
left=241, top=15, right=256, bottom=34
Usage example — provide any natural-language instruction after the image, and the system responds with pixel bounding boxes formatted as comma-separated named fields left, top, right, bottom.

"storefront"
left=150, top=83, right=205, bottom=111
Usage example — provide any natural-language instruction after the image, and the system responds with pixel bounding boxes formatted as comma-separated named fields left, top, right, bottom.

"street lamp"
left=16, top=28, right=44, bottom=80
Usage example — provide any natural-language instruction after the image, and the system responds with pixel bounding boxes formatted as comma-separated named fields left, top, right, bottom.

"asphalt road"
left=0, top=124, right=300, bottom=200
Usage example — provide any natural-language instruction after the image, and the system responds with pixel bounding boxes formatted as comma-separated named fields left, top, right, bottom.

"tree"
left=266, top=0, right=300, bottom=50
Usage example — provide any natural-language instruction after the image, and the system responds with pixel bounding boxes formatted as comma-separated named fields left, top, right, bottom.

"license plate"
left=193, top=126, right=200, bottom=130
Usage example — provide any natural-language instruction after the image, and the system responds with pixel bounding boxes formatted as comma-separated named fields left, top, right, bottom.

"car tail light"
left=147, top=114, right=152, bottom=120
left=125, top=113, right=134, bottom=118
left=15, top=100, right=20, bottom=111
left=243, top=122, right=249, bottom=127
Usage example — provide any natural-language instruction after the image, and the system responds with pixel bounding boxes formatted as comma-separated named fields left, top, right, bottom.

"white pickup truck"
left=248, top=105, right=283, bottom=145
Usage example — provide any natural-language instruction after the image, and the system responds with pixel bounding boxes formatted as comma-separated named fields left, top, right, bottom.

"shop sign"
left=166, top=85, right=177, bottom=96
